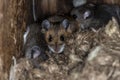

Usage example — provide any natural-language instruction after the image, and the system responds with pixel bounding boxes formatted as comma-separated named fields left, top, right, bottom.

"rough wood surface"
left=0, top=0, right=28, bottom=79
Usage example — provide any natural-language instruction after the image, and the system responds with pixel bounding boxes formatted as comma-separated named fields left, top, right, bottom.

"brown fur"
left=44, top=16, right=69, bottom=53
left=43, top=16, right=79, bottom=53
left=45, top=24, right=68, bottom=46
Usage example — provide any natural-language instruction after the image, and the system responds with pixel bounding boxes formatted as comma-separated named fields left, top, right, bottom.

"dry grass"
left=8, top=18, right=120, bottom=80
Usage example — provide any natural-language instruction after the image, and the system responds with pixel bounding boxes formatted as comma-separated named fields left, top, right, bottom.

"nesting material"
left=9, top=18, right=120, bottom=80
left=75, top=17, right=120, bottom=80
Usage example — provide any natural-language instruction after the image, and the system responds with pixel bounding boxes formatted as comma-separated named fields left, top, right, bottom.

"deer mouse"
left=42, top=15, right=76, bottom=54
left=23, top=23, right=48, bottom=61
left=71, top=3, right=120, bottom=30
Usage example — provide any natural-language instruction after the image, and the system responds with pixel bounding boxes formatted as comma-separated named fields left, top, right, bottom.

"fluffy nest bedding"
left=9, top=18, right=120, bottom=80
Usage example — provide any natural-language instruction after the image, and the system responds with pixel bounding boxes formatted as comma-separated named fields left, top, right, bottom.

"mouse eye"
left=60, top=35, right=64, bottom=41
left=48, top=35, right=52, bottom=42
left=72, top=14, right=77, bottom=19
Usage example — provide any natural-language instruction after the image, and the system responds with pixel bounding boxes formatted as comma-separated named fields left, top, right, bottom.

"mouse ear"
left=62, top=19, right=70, bottom=29
left=83, top=10, right=91, bottom=19
left=42, top=19, right=50, bottom=30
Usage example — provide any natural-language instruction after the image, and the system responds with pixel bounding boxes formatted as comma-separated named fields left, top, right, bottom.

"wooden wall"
left=0, top=0, right=29, bottom=79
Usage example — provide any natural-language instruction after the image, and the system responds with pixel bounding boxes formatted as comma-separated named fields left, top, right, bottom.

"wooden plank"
left=0, top=0, right=27, bottom=79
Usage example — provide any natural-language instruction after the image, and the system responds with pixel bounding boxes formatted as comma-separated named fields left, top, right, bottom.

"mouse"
left=41, top=15, right=78, bottom=54
left=23, top=23, right=48, bottom=61
left=71, top=3, right=120, bottom=30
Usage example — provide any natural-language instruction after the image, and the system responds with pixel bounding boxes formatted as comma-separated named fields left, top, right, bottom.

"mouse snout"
left=31, top=46, right=41, bottom=59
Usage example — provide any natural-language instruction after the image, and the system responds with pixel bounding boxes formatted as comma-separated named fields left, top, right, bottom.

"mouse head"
left=71, top=3, right=95, bottom=22
left=71, top=4, right=95, bottom=28
left=25, top=46, right=41, bottom=59
left=42, top=18, right=70, bottom=53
